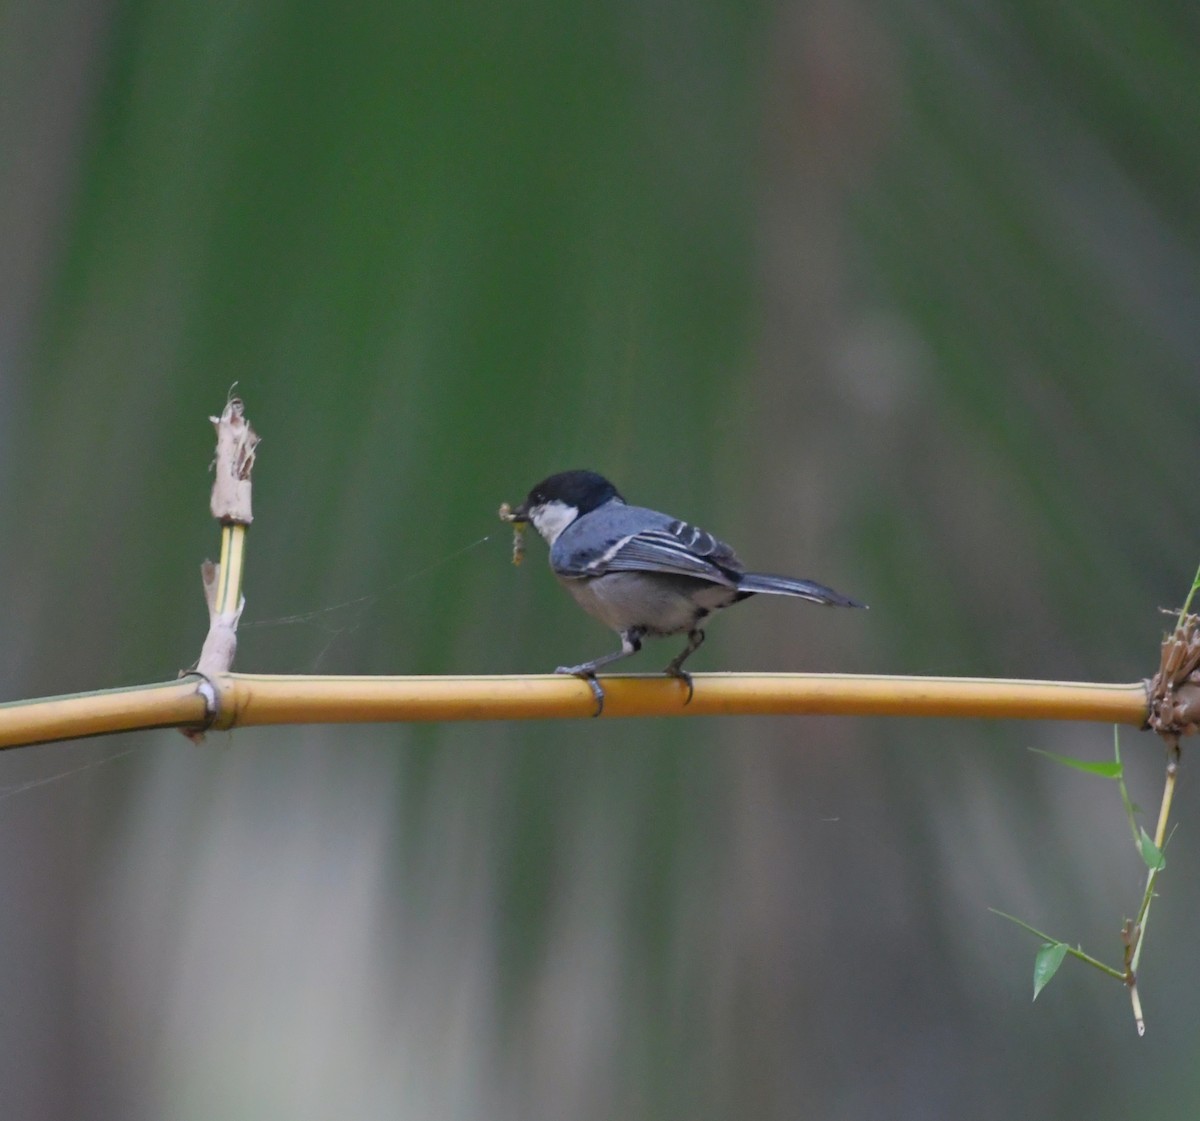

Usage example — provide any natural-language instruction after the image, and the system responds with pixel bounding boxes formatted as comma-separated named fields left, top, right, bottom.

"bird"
left=504, top=469, right=865, bottom=713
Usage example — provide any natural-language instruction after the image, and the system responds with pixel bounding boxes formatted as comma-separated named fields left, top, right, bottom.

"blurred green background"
left=2, top=0, right=1199, bottom=1117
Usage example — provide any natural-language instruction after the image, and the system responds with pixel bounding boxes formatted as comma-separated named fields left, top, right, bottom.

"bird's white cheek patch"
left=530, top=500, right=579, bottom=545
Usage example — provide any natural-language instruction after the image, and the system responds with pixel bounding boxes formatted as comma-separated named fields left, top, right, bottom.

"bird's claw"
left=665, top=665, right=694, bottom=706
left=556, top=665, right=606, bottom=717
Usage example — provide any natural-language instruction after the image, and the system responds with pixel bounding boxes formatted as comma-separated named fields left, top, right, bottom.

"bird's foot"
left=664, top=664, right=694, bottom=706
left=555, top=665, right=606, bottom=717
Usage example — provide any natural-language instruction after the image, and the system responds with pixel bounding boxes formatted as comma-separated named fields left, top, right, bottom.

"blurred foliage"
left=1, top=0, right=1199, bottom=1118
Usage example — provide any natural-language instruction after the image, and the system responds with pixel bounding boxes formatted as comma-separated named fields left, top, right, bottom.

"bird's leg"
left=663, top=628, right=705, bottom=705
left=556, top=628, right=644, bottom=717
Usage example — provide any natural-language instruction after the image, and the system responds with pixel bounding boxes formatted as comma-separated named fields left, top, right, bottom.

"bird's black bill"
left=498, top=501, right=530, bottom=524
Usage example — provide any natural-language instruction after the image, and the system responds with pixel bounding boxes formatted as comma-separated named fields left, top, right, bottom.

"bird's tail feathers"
left=738, top=572, right=866, bottom=609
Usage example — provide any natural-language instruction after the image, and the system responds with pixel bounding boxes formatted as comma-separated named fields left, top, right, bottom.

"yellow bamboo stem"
left=1153, top=750, right=1179, bottom=851
left=0, top=679, right=210, bottom=749
left=0, top=672, right=1150, bottom=750
left=212, top=672, right=1149, bottom=726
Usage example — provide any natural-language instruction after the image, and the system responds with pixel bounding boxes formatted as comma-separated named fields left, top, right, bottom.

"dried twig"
left=184, top=396, right=259, bottom=739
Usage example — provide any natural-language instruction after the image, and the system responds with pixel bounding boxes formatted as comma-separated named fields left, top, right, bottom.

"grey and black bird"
left=506, top=469, right=865, bottom=713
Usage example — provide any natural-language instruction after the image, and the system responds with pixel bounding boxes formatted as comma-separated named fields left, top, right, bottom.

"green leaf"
left=1033, top=942, right=1069, bottom=1000
left=1028, top=747, right=1123, bottom=779
left=1138, top=828, right=1166, bottom=871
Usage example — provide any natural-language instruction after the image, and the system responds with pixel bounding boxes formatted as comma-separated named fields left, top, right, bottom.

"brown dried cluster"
left=1146, top=615, right=1200, bottom=737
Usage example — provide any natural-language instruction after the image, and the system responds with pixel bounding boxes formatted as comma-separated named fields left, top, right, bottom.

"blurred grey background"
left=2, top=1, right=1198, bottom=1117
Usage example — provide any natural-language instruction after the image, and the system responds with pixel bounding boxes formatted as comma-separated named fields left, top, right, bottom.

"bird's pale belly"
left=557, top=571, right=738, bottom=637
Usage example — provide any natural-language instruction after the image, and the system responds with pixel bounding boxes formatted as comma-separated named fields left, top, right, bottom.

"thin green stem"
left=988, top=909, right=1126, bottom=982
left=1177, top=559, right=1200, bottom=627
left=1129, top=870, right=1157, bottom=975
left=1129, top=744, right=1179, bottom=976
left=1113, top=728, right=1140, bottom=850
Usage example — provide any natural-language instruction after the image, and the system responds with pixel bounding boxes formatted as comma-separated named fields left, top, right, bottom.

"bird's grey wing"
left=556, top=514, right=743, bottom=585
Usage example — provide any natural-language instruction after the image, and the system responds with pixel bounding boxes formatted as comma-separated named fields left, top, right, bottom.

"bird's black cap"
left=516, top=469, right=624, bottom=519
